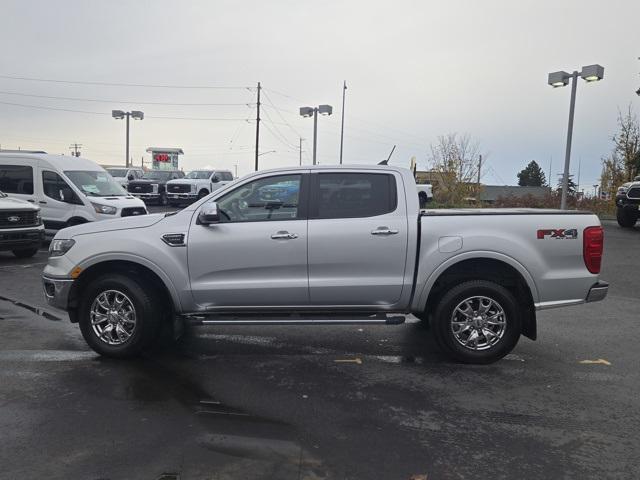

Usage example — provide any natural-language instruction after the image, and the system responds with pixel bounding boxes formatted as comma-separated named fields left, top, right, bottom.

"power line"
left=0, top=74, right=250, bottom=89
left=0, top=100, right=249, bottom=120
left=0, top=90, right=251, bottom=106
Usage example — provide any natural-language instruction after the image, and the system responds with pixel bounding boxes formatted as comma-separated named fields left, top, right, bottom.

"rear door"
left=307, top=170, right=409, bottom=306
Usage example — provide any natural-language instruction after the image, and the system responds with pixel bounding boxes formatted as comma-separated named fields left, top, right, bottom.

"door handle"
left=39, top=201, right=47, bottom=205
left=271, top=231, right=298, bottom=240
left=27, top=199, right=35, bottom=203
left=371, top=227, right=399, bottom=235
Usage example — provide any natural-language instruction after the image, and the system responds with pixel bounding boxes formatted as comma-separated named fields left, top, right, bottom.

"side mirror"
left=127, top=174, right=134, bottom=181
left=198, top=202, right=220, bottom=225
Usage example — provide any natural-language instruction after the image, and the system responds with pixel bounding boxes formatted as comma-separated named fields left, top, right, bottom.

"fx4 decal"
left=537, top=229, right=578, bottom=239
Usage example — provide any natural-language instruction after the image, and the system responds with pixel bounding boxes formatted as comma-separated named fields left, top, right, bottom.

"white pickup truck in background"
left=166, top=169, right=234, bottom=206
left=42, top=165, right=607, bottom=364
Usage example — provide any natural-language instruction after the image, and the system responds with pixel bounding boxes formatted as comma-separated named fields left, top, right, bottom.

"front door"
left=39, top=169, right=79, bottom=229
left=187, top=172, right=309, bottom=309
left=307, top=171, right=409, bottom=306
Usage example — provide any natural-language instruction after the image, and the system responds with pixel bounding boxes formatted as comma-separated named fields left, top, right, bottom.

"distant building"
left=479, top=185, right=550, bottom=204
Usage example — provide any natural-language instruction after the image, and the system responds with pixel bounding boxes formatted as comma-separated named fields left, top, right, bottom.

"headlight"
left=191, top=184, right=196, bottom=193
left=152, top=183, right=159, bottom=193
left=91, top=202, right=117, bottom=215
left=617, top=186, right=629, bottom=195
left=49, top=239, right=75, bottom=257
left=36, top=210, right=42, bottom=225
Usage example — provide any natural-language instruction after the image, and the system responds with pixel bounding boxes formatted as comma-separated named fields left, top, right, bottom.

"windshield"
left=64, top=170, right=127, bottom=197
left=185, top=170, right=212, bottom=180
left=142, top=170, right=172, bottom=181
left=106, top=168, right=128, bottom=178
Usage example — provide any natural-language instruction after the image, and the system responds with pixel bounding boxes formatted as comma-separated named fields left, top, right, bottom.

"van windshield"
left=64, top=170, right=127, bottom=197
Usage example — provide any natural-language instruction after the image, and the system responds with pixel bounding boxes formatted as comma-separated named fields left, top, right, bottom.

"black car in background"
left=127, top=170, right=185, bottom=205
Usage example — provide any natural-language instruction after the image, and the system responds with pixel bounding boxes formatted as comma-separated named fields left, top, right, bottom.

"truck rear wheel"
left=78, top=273, right=161, bottom=358
left=616, top=207, right=638, bottom=228
left=432, top=280, right=521, bottom=364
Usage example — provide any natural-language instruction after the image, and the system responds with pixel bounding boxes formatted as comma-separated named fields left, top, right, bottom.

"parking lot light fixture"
left=547, top=64, right=604, bottom=210
left=112, top=110, right=144, bottom=167
left=300, top=104, right=333, bottom=165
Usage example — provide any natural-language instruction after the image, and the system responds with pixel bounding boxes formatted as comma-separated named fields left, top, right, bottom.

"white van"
left=0, top=151, right=147, bottom=234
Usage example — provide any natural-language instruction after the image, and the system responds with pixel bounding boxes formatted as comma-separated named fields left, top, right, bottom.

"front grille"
left=168, top=184, right=191, bottom=193
left=627, top=186, right=640, bottom=199
left=121, top=207, right=147, bottom=217
left=0, top=210, right=39, bottom=229
left=128, top=183, right=153, bottom=194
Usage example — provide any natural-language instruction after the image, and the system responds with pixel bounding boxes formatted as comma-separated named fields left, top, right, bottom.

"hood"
left=167, top=178, right=197, bottom=185
left=0, top=195, right=39, bottom=211
left=59, top=213, right=165, bottom=238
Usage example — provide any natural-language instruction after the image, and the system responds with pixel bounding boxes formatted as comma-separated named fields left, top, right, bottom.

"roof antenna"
left=378, top=145, right=396, bottom=165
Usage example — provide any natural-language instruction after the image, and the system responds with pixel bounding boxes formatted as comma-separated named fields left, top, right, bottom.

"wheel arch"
left=67, top=258, right=180, bottom=323
left=415, top=253, right=538, bottom=340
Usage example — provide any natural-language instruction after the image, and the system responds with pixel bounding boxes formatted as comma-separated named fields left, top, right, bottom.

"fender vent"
left=162, top=233, right=186, bottom=247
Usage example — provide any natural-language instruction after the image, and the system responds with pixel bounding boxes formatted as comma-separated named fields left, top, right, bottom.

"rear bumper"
left=42, top=275, right=73, bottom=311
left=586, top=280, right=609, bottom=303
left=0, top=227, right=44, bottom=251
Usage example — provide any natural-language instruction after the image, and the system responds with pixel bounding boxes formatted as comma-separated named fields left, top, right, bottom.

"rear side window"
left=313, top=173, right=397, bottom=219
left=0, top=165, right=34, bottom=195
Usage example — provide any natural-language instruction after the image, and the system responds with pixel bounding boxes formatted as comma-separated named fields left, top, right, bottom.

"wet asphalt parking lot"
left=0, top=215, right=638, bottom=480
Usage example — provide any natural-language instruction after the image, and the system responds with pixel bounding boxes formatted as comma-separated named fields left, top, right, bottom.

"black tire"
left=197, top=189, right=209, bottom=199
left=12, top=247, right=39, bottom=258
left=432, top=280, right=521, bottom=364
left=616, top=207, right=637, bottom=228
left=67, top=217, right=87, bottom=228
left=78, top=273, right=161, bottom=358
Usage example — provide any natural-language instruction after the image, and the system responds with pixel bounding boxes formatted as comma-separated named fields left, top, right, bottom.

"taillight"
left=583, top=226, right=604, bottom=274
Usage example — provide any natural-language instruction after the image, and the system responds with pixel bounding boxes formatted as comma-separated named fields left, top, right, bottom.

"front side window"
left=42, top=171, right=80, bottom=204
left=64, top=170, right=127, bottom=197
left=216, top=174, right=301, bottom=223
left=0, top=165, right=34, bottom=195
left=313, top=173, right=397, bottom=219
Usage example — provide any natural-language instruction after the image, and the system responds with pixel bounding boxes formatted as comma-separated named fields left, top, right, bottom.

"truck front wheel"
left=78, top=273, right=161, bottom=358
left=616, top=207, right=638, bottom=228
left=432, top=280, right=521, bottom=364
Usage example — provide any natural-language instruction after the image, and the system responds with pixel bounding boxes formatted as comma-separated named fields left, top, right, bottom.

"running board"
left=182, top=314, right=407, bottom=326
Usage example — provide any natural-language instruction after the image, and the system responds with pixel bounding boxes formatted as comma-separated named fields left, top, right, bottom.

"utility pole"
left=312, top=108, right=318, bottom=165
left=254, top=82, right=261, bottom=172
left=477, top=154, right=482, bottom=186
left=69, top=143, right=82, bottom=157
left=299, top=138, right=304, bottom=166
left=548, top=156, right=552, bottom=187
left=577, top=156, right=582, bottom=191
left=339, top=80, right=347, bottom=164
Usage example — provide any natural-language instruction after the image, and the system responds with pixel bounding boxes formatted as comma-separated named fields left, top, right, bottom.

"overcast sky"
left=1, top=0, right=639, bottom=188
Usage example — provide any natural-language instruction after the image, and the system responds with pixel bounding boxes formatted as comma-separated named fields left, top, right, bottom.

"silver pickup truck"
left=42, top=165, right=608, bottom=363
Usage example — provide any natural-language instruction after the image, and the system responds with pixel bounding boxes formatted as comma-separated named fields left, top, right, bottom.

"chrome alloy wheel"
left=450, top=296, right=506, bottom=351
left=90, top=290, right=137, bottom=345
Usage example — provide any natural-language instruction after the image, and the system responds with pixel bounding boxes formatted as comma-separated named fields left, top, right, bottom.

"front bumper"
left=132, top=193, right=161, bottom=201
left=167, top=193, right=197, bottom=201
left=586, top=280, right=609, bottom=303
left=0, top=227, right=44, bottom=251
left=42, top=275, right=73, bottom=311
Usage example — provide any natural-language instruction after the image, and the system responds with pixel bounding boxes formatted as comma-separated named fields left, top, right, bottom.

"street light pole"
left=312, top=108, right=318, bottom=165
left=548, top=64, right=604, bottom=210
left=300, top=105, right=332, bottom=167
left=125, top=112, right=130, bottom=168
left=561, top=71, right=579, bottom=210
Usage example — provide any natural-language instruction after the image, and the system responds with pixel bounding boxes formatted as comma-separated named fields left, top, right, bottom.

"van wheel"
left=78, top=273, right=160, bottom=358
left=616, top=207, right=638, bottom=228
left=432, top=280, right=521, bottom=364
left=12, top=248, right=39, bottom=258
left=67, top=217, right=87, bottom=227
